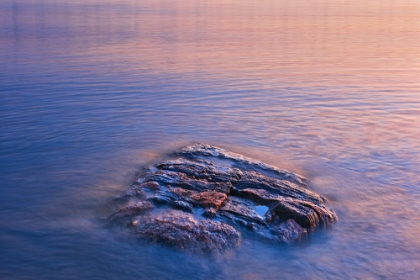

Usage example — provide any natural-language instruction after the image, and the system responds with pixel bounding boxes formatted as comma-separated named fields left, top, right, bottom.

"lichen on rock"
left=107, top=143, right=337, bottom=252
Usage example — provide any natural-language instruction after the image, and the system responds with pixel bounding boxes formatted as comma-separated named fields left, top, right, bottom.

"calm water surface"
left=1, top=0, right=420, bottom=279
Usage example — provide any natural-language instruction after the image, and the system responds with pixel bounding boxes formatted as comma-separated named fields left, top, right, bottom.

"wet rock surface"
left=107, top=144, right=337, bottom=252
left=132, top=211, right=241, bottom=252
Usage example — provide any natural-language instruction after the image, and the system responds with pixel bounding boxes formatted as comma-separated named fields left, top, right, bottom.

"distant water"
left=1, top=0, right=420, bottom=279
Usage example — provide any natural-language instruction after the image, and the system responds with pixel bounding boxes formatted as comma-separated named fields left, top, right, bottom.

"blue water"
left=1, top=0, right=420, bottom=278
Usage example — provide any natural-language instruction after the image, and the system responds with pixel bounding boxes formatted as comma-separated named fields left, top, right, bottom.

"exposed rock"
left=107, top=201, right=154, bottom=222
left=271, top=199, right=320, bottom=231
left=219, top=197, right=265, bottom=228
left=189, top=191, right=227, bottom=208
left=176, top=144, right=305, bottom=185
left=203, top=207, right=217, bottom=218
left=270, top=219, right=308, bottom=244
left=172, top=200, right=194, bottom=212
left=133, top=211, right=241, bottom=252
left=107, top=144, right=337, bottom=252
left=139, top=181, right=161, bottom=190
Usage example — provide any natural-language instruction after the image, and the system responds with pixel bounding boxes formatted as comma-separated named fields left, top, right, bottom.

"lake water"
left=1, top=0, right=420, bottom=278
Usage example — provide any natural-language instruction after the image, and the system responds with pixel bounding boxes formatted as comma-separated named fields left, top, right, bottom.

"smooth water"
left=1, top=0, right=420, bottom=279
